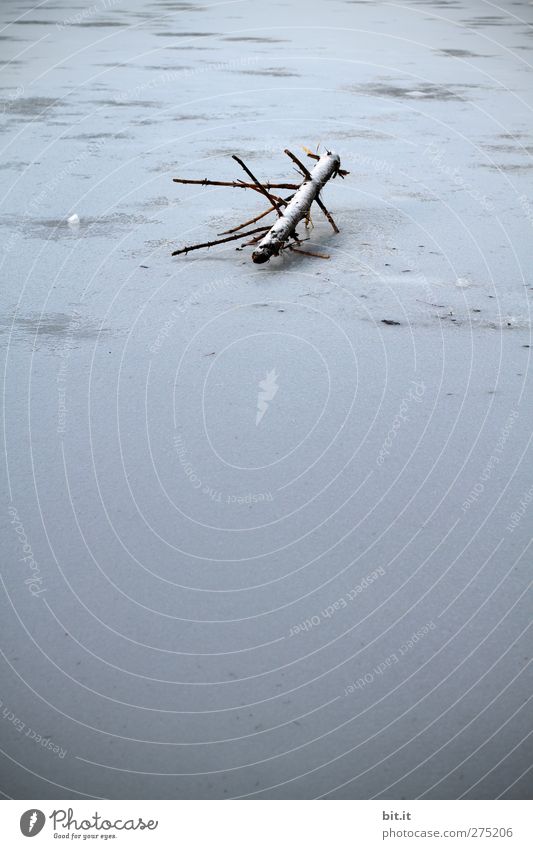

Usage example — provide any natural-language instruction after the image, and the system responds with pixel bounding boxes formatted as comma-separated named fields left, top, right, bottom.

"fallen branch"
left=232, top=155, right=284, bottom=217
left=289, top=247, right=330, bottom=259
left=171, top=148, right=347, bottom=263
left=284, top=149, right=339, bottom=234
left=172, top=177, right=298, bottom=191
left=218, top=199, right=292, bottom=235
left=252, top=151, right=340, bottom=263
left=171, top=226, right=269, bottom=256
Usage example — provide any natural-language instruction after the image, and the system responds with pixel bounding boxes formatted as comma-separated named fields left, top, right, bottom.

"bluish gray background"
left=0, top=0, right=531, bottom=799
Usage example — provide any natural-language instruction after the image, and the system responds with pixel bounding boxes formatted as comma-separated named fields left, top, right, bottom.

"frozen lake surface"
left=1, top=0, right=532, bottom=799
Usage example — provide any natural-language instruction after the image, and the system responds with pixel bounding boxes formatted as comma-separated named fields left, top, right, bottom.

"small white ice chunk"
left=455, top=277, right=471, bottom=288
left=67, top=213, right=80, bottom=226
left=406, top=90, right=426, bottom=98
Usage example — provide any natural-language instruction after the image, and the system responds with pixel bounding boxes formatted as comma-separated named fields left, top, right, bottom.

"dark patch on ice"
left=172, top=113, right=211, bottom=121
left=4, top=97, right=58, bottom=115
left=222, top=36, right=289, bottom=43
left=95, top=62, right=133, bottom=68
left=142, top=196, right=176, bottom=210
left=166, top=45, right=214, bottom=51
left=150, top=0, right=205, bottom=6
left=0, top=160, right=29, bottom=171
left=479, top=162, right=533, bottom=172
left=71, top=22, right=125, bottom=28
left=142, top=65, right=190, bottom=71
left=410, top=0, right=461, bottom=5
left=155, top=31, right=220, bottom=37
left=234, top=68, right=299, bottom=77
left=1, top=313, right=113, bottom=344
left=18, top=212, right=149, bottom=240
left=92, top=99, right=158, bottom=108
left=437, top=48, right=493, bottom=58
left=11, top=20, right=57, bottom=25
left=381, top=319, right=401, bottom=326
left=148, top=1, right=205, bottom=8
left=482, top=143, right=533, bottom=154
left=461, top=16, right=513, bottom=27
left=205, top=148, right=267, bottom=160
left=65, top=132, right=131, bottom=140
left=330, top=128, right=391, bottom=140
left=349, top=82, right=464, bottom=101
left=42, top=120, right=84, bottom=127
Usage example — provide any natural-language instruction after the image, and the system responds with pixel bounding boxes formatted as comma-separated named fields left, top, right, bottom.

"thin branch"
left=236, top=183, right=288, bottom=207
left=284, top=148, right=311, bottom=179
left=289, top=246, right=330, bottom=259
left=315, top=196, right=340, bottom=233
left=218, top=198, right=294, bottom=236
left=232, top=156, right=284, bottom=217
left=171, top=226, right=270, bottom=257
left=172, top=177, right=299, bottom=190
left=239, top=231, right=271, bottom=247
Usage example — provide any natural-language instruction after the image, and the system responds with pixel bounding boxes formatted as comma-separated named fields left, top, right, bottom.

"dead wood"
left=171, top=148, right=347, bottom=263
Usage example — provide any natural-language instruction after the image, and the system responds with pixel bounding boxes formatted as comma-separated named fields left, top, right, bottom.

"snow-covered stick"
left=251, top=151, right=341, bottom=264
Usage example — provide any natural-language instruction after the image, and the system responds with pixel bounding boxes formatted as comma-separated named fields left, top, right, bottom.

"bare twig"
left=232, top=155, right=284, bottom=217
left=284, top=148, right=312, bottom=179
left=316, top=198, right=339, bottom=233
left=289, top=246, right=330, bottom=259
left=218, top=198, right=294, bottom=236
left=240, top=230, right=271, bottom=247
left=172, top=177, right=299, bottom=191
left=171, top=226, right=270, bottom=257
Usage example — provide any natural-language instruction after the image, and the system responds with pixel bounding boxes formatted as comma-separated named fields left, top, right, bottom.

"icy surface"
left=1, top=0, right=532, bottom=799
